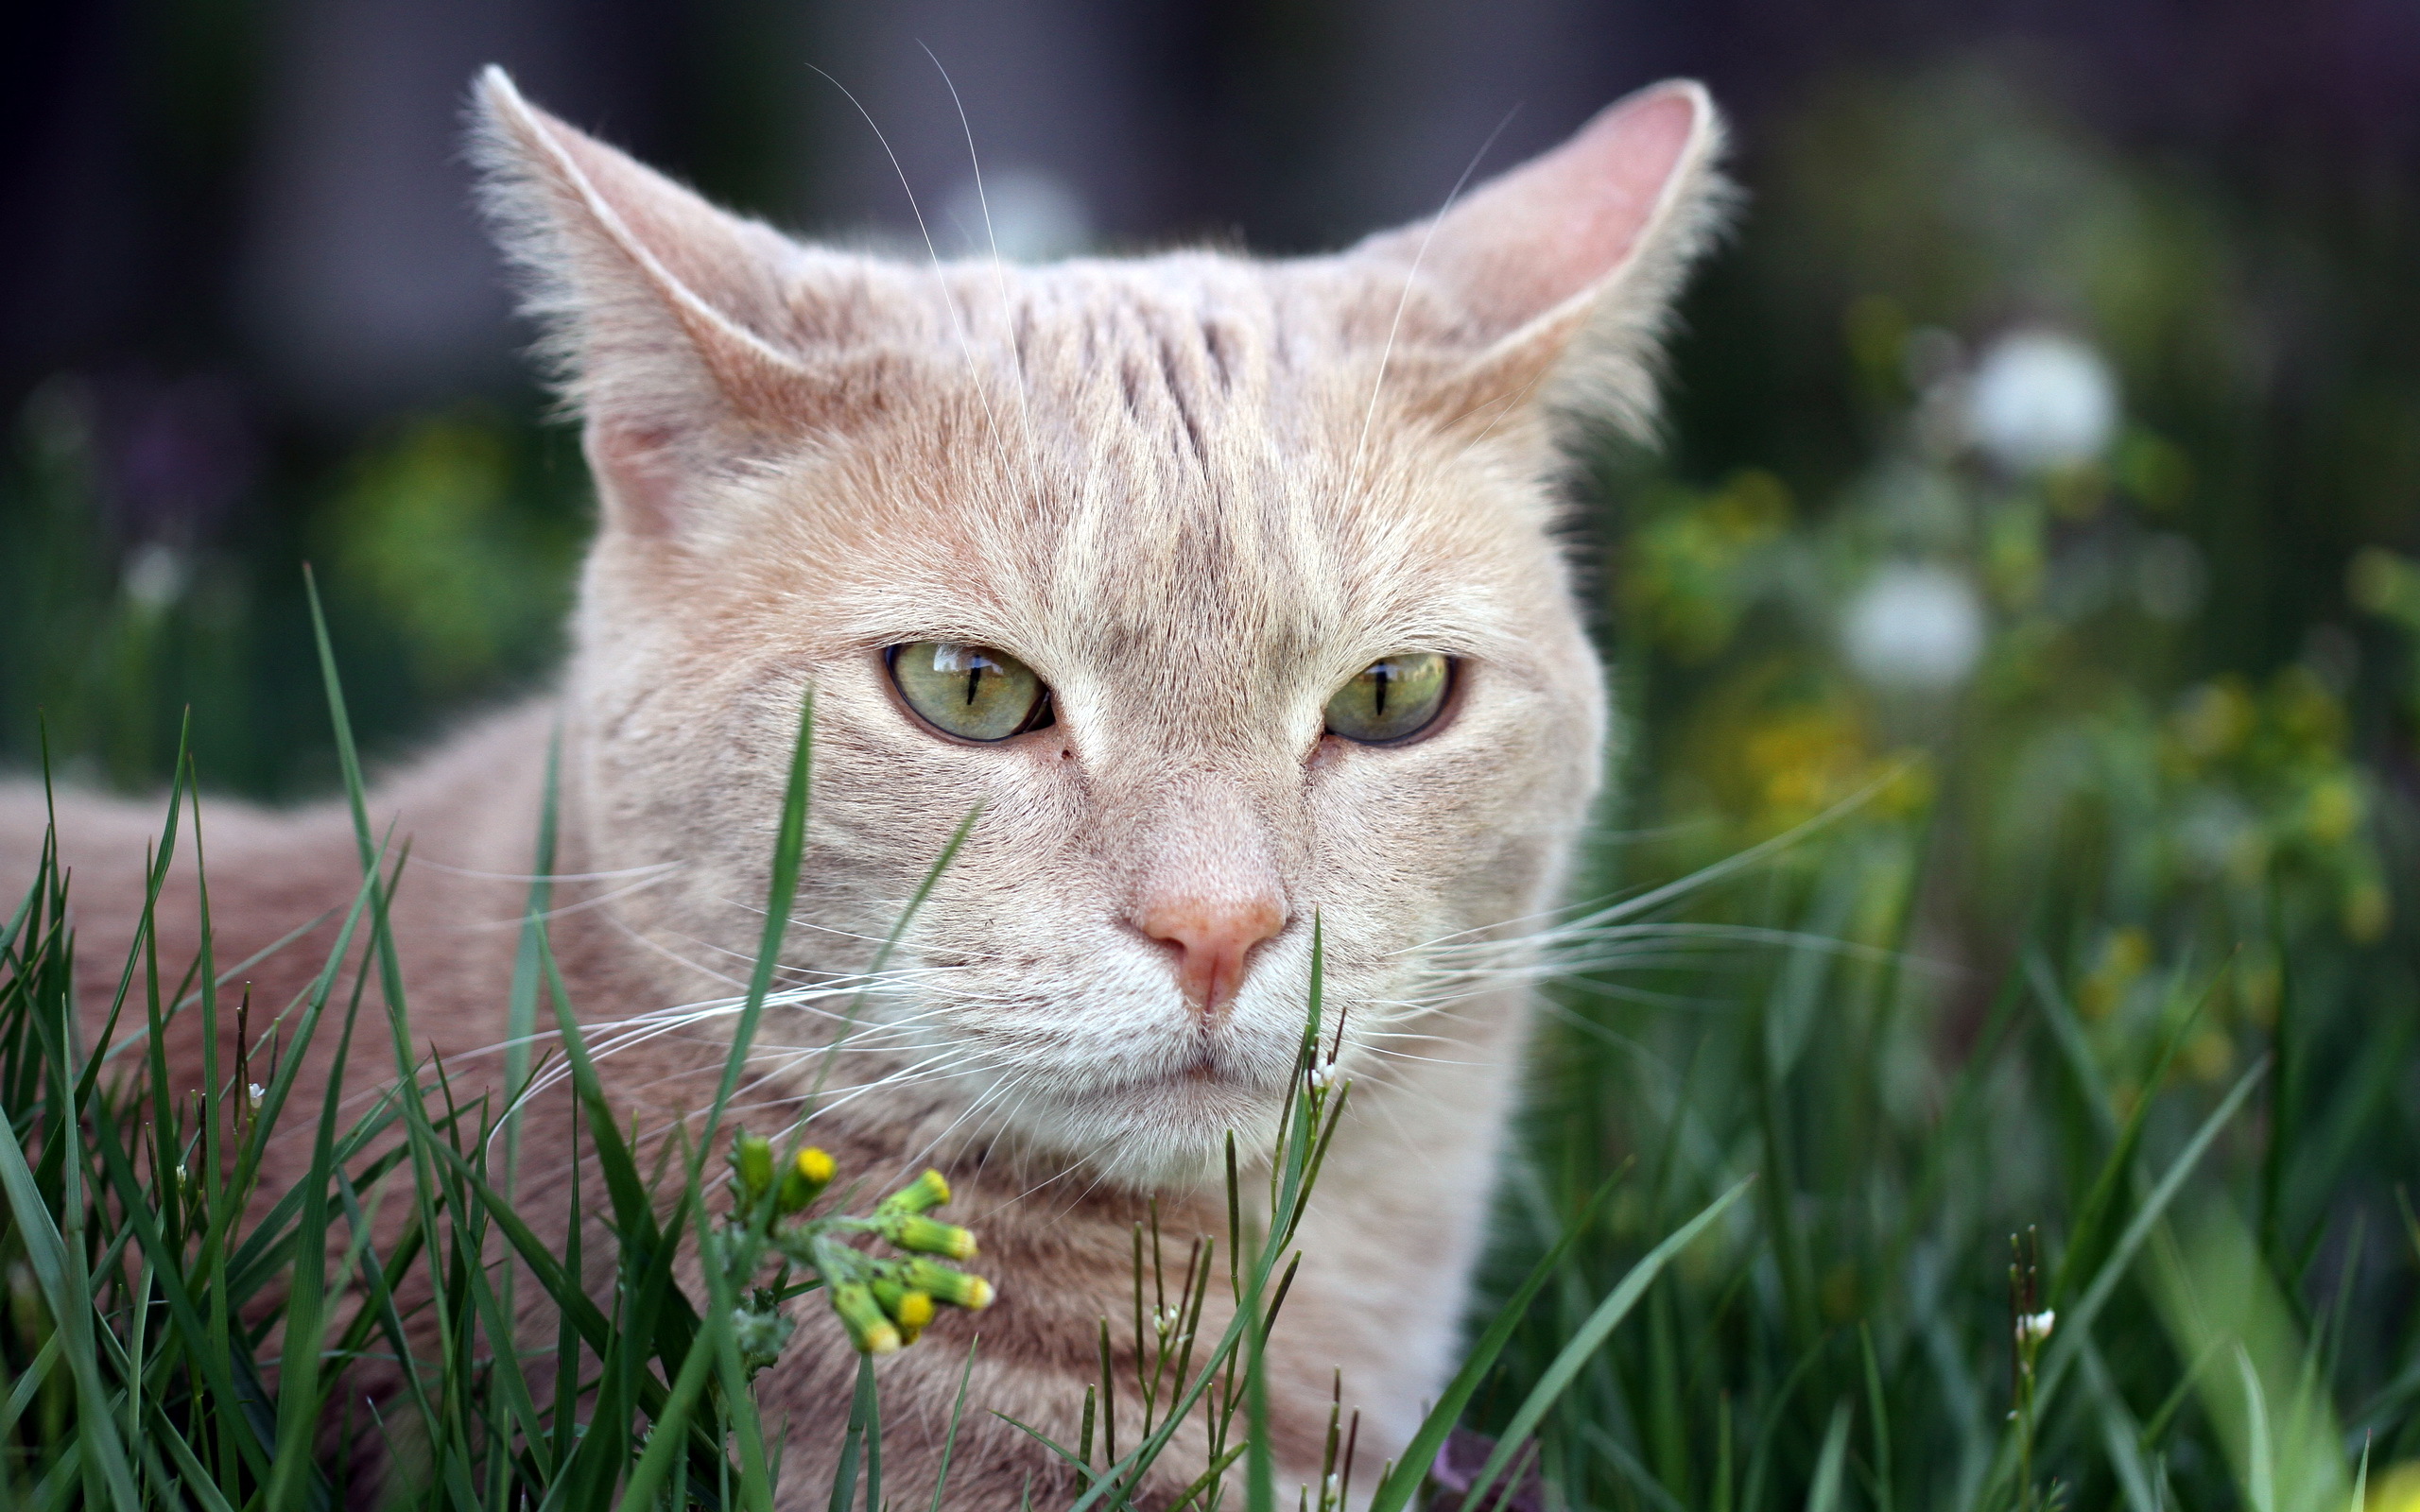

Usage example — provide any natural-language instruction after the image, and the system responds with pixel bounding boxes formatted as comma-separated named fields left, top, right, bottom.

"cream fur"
left=0, top=69, right=1729, bottom=1507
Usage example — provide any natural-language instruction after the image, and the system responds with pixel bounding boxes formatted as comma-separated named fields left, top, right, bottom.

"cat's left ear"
left=1353, top=80, right=1729, bottom=439
left=471, top=67, right=884, bottom=535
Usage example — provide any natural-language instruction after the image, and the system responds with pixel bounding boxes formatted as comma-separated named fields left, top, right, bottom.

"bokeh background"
left=5, top=4, right=2418, bottom=1510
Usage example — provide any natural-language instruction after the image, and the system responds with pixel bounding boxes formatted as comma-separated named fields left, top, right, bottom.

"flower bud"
left=777, top=1146, right=836, bottom=1213
left=731, top=1133, right=774, bottom=1201
left=902, top=1258, right=994, bottom=1311
left=870, top=1279, right=937, bottom=1344
left=888, top=1215, right=977, bottom=1261
left=830, top=1282, right=902, bottom=1356
left=877, top=1168, right=951, bottom=1216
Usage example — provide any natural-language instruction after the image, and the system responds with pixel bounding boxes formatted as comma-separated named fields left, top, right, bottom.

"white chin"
left=1020, top=1076, right=1286, bottom=1189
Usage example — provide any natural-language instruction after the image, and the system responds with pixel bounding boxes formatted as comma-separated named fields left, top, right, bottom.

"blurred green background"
left=4, top=3, right=2416, bottom=1509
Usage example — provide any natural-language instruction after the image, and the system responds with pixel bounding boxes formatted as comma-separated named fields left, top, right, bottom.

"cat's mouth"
left=1092, top=1041, right=1288, bottom=1104
left=999, top=1038, right=1298, bottom=1183
left=1092, top=1050, right=1226, bottom=1096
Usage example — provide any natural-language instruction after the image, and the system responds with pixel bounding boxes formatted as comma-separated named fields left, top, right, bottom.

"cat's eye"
left=1323, top=653, right=1454, bottom=745
left=888, top=641, right=1056, bottom=742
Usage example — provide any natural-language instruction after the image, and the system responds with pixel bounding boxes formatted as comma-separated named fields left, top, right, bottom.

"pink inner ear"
left=584, top=421, right=689, bottom=537
left=1425, top=85, right=1703, bottom=337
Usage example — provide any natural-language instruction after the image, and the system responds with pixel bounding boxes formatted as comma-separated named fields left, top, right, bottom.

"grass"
left=0, top=687, right=2406, bottom=1512
left=0, top=601, right=1757, bottom=1509
left=1466, top=799, right=2417, bottom=1512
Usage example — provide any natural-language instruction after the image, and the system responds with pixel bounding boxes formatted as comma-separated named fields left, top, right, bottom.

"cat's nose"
left=1134, top=891, right=1288, bottom=1018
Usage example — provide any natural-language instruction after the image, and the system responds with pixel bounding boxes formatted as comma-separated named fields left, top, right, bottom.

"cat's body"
left=0, top=68, right=1725, bottom=1507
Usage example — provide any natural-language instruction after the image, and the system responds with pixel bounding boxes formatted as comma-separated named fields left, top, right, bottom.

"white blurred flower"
left=2177, top=791, right=2259, bottom=880
left=940, top=167, right=1091, bottom=262
left=1843, top=564, right=1987, bottom=691
left=1966, top=330, right=2118, bottom=472
left=122, top=542, right=188, bottom=612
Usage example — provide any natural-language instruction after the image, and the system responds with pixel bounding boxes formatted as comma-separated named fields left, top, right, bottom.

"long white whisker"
left=450, top=868, right=686, bottom=933
left=921, top=42, right=1046, bottom=509
left=409, top=858, right=684, bottom=884
left=803, top=63, right=1009, bottom=456
left=1349, top=104, right=1521, bottom=492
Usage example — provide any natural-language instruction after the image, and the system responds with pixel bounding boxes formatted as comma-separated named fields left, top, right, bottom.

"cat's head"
left=473, top=68, right=1726, bottom=1183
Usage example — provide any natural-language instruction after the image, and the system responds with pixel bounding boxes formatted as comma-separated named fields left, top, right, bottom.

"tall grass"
left=0, top=605, right=1747, bottom=1509
left=0, top=627, right=821, bottom=1506
left=1471, top=805, right=2416, bottom=1512
left=20, top=754, right=2407, bottom=1511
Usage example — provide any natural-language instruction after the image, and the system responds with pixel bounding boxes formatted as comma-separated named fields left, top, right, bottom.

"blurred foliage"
left=0, top=387, right=581, bottom=798
left=1586, top=60, right=2413, bottom=992
left=1473, top=62, right=2418, bottom=1512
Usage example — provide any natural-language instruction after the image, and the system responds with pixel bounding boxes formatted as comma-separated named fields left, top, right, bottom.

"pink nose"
left=1134, top=892, right=1288, bottom=1016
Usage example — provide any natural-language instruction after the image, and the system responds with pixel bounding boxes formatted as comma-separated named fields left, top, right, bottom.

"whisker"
left=921, top=42, right=1046, bottom=508
left=803, top=63, right=1011, bottom=470
left=1349, top=104, right=1522, bottom=493
left=449, top=867, right=686, bottom=933
left=409, top=858, right=684, bottom=884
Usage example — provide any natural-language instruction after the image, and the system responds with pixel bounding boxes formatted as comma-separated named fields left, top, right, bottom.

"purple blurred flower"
left=1428, top=1427, right=1546, bottom=1512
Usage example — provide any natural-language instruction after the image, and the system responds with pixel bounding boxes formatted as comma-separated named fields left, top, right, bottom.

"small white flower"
left=1843, top=564, right=1987, bottom=691
left=247, top=1082, right=265, bottom=1110
left=1966, top=330, right=2118, bottom=472
left=2017, top=1309, right=2056, bottom=1344
left=121, top=542, right=188, bottom=613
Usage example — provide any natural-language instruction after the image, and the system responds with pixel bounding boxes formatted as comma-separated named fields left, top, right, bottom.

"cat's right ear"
left=472, top=67, right=848, bottom=535
left=1352, top=80, right=1732, bottom=443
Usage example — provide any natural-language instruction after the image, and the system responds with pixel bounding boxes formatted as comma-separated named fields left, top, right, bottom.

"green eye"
left=889, top=642, right=1055, bottom=742
left=1323, top=653, right=1453, bottom=744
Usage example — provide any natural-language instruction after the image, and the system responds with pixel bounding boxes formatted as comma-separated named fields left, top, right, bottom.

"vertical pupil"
left=1370, top=662, right=1392, bottom=717
left=961, top=656, right=984, bottom=708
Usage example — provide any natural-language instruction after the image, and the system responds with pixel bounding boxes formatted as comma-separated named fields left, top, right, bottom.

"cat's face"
left=476, top=70, right=1724, bottom=1182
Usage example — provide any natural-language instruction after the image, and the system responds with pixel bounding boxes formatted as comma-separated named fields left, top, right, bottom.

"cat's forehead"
left=790, top=255, right=1554, bottom=681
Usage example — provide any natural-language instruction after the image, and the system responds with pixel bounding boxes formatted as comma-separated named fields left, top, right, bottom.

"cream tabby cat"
left=0, top=66, right=1725, bottom=1507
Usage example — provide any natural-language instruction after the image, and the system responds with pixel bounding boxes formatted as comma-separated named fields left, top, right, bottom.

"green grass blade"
left=2035, top=1056, right=2269, bottom=1410
left=696, top=685, right=813, bottom=1175
left=0, top=1089, right=144, bottom=1508
left=804, top=799, right=979, bottom=1113
left=1804, top=1401, right=1852, bottom=1512
left=1361, top=1173, right=1630, bottom=1512
left=264, top=900, right=374, bottom=1512
left=1453, top=1178, right=1752, bottom=1512
left=2045, top=955, right=2215, bottom=1307
left=929, top=1336, right=981, bottom=1512
left=1861, top=1322, right=1894, bottom=1512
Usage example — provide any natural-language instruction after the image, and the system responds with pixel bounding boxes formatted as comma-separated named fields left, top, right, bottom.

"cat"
left=0, top=65, right=1726, bottom=1508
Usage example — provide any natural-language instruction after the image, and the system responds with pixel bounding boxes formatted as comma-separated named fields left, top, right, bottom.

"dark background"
left=4, top=0, right=2416, bottom=799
